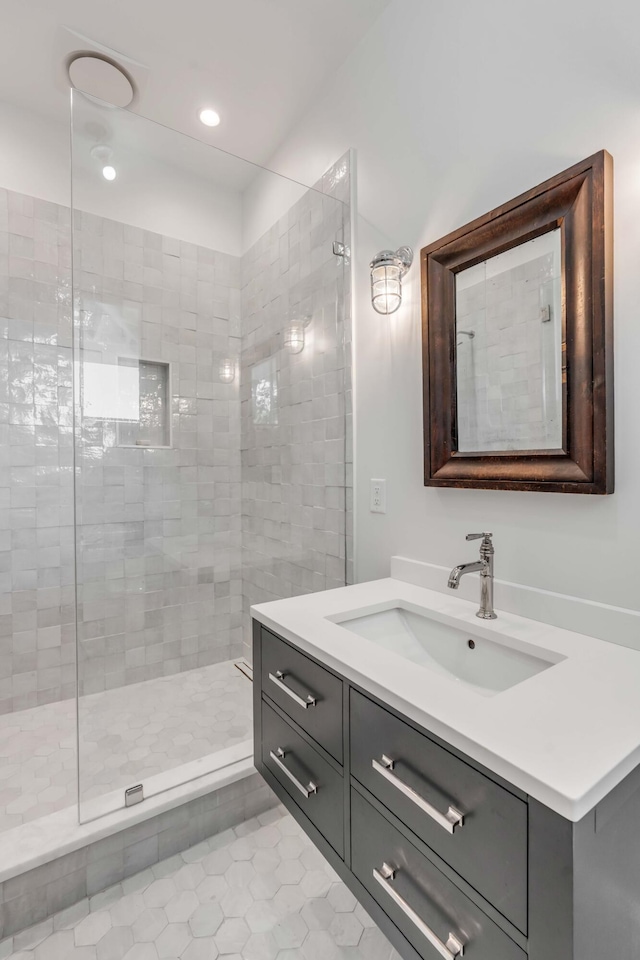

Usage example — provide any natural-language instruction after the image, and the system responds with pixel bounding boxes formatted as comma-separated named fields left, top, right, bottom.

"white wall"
left=0, top=101, right=243, bottom=253
left=0, top=103, right=72, bottom=209
left=251, top=0, right=640, bottom=615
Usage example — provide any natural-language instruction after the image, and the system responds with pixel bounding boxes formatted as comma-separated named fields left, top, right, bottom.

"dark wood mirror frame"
left=421, top=150, right=613, bottom=494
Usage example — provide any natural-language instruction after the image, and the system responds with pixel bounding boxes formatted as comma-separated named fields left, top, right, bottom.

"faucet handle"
left=466, top=532, right=492, bottom=541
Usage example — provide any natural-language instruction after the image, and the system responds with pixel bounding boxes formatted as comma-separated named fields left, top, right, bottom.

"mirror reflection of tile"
left=455, top=229, right=562, bottom=453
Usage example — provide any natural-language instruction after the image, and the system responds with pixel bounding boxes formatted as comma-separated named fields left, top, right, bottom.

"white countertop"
left=252, top=578, right=640, bottom=822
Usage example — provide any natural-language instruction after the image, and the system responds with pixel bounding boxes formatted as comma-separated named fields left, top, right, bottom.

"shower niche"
left=80, top=356, right=171, bottom=447
left=117, top=359, right=171, bottom=448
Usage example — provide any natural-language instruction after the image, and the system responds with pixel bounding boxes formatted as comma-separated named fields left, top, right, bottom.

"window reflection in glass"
left=80, top=358, right=171, bottom=447
left=251, top=356, right=278, bottom=425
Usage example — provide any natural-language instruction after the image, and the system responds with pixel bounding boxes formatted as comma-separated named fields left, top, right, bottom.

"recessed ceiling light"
left=91, top=144, right=116, bottom=180
left=199, top=108, right=221, bottom=127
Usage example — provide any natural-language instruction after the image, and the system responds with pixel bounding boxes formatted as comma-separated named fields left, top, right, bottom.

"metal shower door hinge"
left=333, top=241, right=350, bottom=263
left=125, top=784, right=144, bottom=806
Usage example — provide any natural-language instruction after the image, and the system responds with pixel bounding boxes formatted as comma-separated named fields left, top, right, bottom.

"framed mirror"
left=421, top=150, right=613, bottom=494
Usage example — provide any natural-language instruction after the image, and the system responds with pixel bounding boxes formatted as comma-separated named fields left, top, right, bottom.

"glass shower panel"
left=71, top=91, right=348, bottom=821
left=240, top=177, right=351, bottom=649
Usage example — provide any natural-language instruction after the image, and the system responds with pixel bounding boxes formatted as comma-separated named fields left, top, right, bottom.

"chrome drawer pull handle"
left=269, top=747, right=318, bottom=799
left=372, top=756, right=464, bottom=834
left=268, top=670, right=317, bottom=709
left=373, top=863, right=464, bottom=959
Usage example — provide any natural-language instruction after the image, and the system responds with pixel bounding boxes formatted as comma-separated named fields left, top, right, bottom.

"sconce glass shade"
left=370, top=246, right=413, bottom=315
left=371, top=262, right=402, bottom=314
left=284, top=321, right=305, bottom=354
left=219, top=358, right=235, bottom=383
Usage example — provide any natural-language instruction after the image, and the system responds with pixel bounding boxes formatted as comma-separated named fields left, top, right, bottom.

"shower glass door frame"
left=70, top=90, right=351, bottom=823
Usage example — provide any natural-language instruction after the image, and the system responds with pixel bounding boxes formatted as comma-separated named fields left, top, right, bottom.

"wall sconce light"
left=284, top=318, right=310, bottom=354
left=370, top=246, right=413, bottom=315
left=219, top=358, right=235, bottom=383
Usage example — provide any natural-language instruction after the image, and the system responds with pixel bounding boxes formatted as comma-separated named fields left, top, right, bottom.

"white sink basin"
left=330, top=601, right=564, bottom=697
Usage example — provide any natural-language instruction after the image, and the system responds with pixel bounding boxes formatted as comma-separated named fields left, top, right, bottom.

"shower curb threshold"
left=0, top=740, right=254, bottom=886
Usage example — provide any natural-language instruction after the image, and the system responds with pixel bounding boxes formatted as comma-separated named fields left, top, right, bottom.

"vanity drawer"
left=350, top=690, right=527, bottom=932
left=351, top=789, right=526, bottom=960
left=261, top=699, right=344, bottom=857
left=261, top=627, right=343, bottom=762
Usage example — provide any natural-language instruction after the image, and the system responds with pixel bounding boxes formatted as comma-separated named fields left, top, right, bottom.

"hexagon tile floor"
left=0, top=660, right=252, bottom=832
left=1, top=804, right=402, bottom=960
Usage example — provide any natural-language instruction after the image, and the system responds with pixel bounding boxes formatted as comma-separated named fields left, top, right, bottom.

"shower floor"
left=0, top=660, right=252, bottom=833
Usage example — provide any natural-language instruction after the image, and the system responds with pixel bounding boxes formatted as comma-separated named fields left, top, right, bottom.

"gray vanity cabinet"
left=351, top=790, right=526, bottom=960
left=350, top=689, right=528, bottom=932
left=253, top=621, right=640, bottom=960
left=261, top=699, right=345, bottom=856
left=260, top=626, right=344, bottom=762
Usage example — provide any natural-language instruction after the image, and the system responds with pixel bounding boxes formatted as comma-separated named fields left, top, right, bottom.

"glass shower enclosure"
left=70, top=91, right=350, bottom=821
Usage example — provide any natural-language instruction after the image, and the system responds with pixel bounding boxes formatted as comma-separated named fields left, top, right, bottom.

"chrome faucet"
left=448, top=533, right=497, bottom=620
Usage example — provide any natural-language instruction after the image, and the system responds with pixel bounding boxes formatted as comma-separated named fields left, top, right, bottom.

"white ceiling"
left=0, top=0, right=389, bottom=171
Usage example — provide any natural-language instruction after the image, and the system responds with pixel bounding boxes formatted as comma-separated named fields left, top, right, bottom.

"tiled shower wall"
left=0, top=188, right=244, bottom=712
left=240, top=154, right=352, bottom=650
left=74, top=215, right=243, bottom=697
left=0, top=189, right=76, bottom=715
left=0, top=154, right=351, bottom=710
